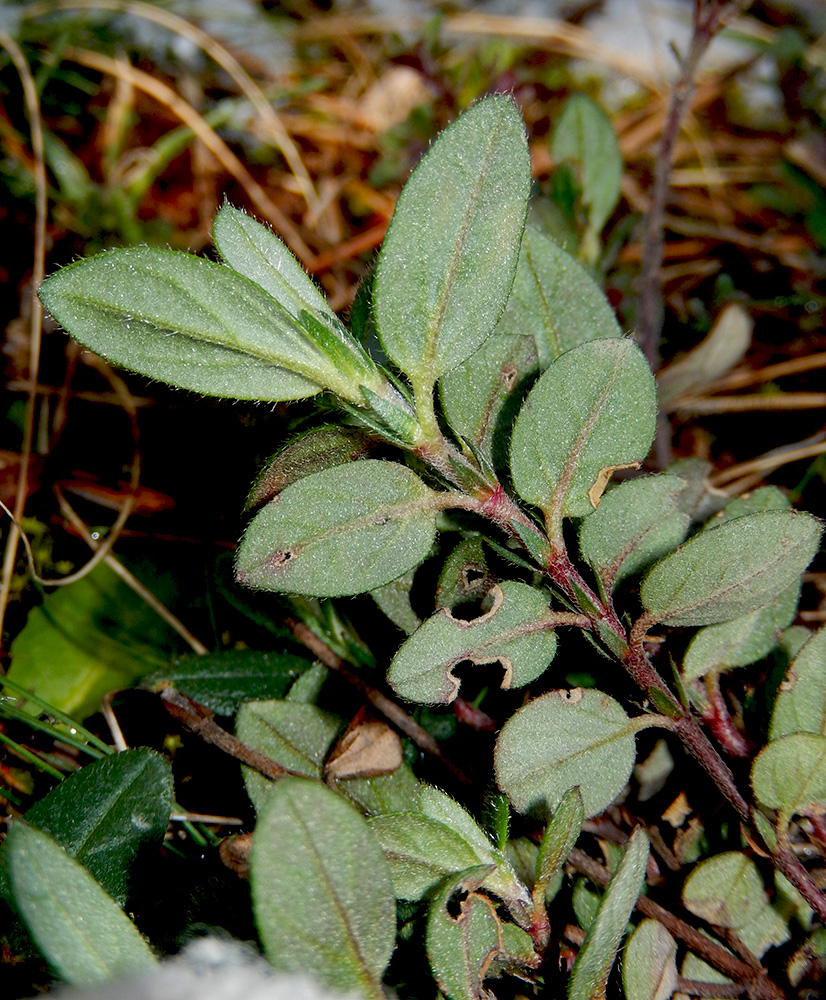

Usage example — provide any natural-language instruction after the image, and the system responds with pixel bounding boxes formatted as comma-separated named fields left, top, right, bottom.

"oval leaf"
left=374, top=95, right=530, bottom=387
left=770, top=626, right=826, bottom=740
left=236, top=460, right=438, bottom=597
left=752, top=733, right=826, bottom=819
left=579, top=474, right=689, bottom=592
left=19, top=749, right=172, bottom=906
left=251, top=777, right=396, bottom=999
left=7, top=823, right=155, bottom=986
left=510, top=339, right=656, bottom=531
left=568, top=827, right=649, bottom=1000
left=388, top=581, right=557, bottom=705
left=622, top=919, right=678, bottom=1000
left=494, top=688, right=637, bottom=819
left=38, top=248, right=374, bottom=403
left=640, top=511, right=821, bottom=627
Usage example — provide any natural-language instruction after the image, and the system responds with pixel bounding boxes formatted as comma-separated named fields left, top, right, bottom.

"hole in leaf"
left=446, top=888, right=469, bottom=920
left=269, top=550, right=293, bottom=567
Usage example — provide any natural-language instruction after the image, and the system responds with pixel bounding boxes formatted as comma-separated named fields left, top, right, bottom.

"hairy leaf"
left=251, top=777, right=396, bottom=999
left=622, top=919, right=678, bottom=1000
left=752, top=734, right=826, bottom=820
left=641, top=511, right=821, bottom=627
left=388, top=581, right=557, bottom=704
left=495, top=689, right=637, bottom=819
left=374, top=96, right=530, bottom=388
left=236, top=460, right=439, bottom=597
left=770, top=626, right=826, bottom=740
left=510, top=339, right=656, bottom=531
left=7, top=824, right=155, bottom=986
left=578, top=474, right=689, bottom=591
left=535, top=786, right=584, bottom=899
left=568, top=828, right=649, bottom=1000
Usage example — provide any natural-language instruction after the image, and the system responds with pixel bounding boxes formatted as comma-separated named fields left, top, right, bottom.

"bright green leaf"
left=7, top=563, right=175, bottom=721
left=374, top=96, right=530, bottom=388
left=568, top=827, right=649, bottom=1000
left=770, top=626, right=826, bottom=739
left=510, top=339, right=656, bottom=532
left=641, top=511, right=821, bottom=627
left=38, top=247, right=378, bottom=403
left=388, top=581, right=557, bottom=705
left=682, top=582, right=799, bottom=681
left=145, top=649, right=310, bottom=714
left=236, top=460, right=439, bottom=597
left=7, top=824, right=155, bottom=986
left=579, top=474, right=689, bottom=591
left=251, top=777, right=396, bottom=999
left=751, top=733, right=826, bottom=819
left=494, top=688, right=637, bottom=819
left=622, top=919, right=678, bottom=1000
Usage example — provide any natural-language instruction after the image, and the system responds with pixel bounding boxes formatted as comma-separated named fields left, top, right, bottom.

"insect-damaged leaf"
left=236, top=460, right=439, bottom=597
left=374, top=95, right=530, bottom=389
left=38, top=248, right=376, bottom=404
left=568, top=828, right=649, bottom=1000
left=752, top=734, right=826, bottom=820
left=495, top=688, right=636, bottom=819
left=770, top=626, right=826, bottom=740
left=510, top=339, right=656, bottom=533
left=251, top=778, right=396, bottom=1000
left=622, top=919, right=678, bottom=1000
left=640, top=511, right=821, bottom=627
left=578, top=474, right=689, bottom=592
left=387, top=581, right=557, bottom=705
left=7, top=824, right=155, bottom=987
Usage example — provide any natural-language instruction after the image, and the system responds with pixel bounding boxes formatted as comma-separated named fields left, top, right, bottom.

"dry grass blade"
left=710, top=440, right=826, bottom=490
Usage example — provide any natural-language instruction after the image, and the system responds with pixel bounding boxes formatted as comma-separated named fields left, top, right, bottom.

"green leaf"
left=770, top=626, right=826, bottom=739
left=374, top=95, right=530, bottom=388
left=640, top=511, right=821, bottom=627
left=337, top=762, right=423, bottom=817
left=551, top=94, right=622, bottom=266
left=622, top=919, right=678, bottom=1000
left=7, top=563, right=175, bottom=720
left=702, top=485, right=791, bottom=528
left=568, top=827, right=649, bottom=1000
left=145, top=650, right=310, bottom=714
left=682, top=851, right=790, bottom=958
left=236, top=460, right=439, bottom=597
left=387, top=581, right=558, bottom=705
left=425, top=867, right=503, bottom=1000
left=212, top=204, right=341, bottom=334
left=434, top=536, right=492, bottom=614
left=246, top=425, right=373, bottom=509
left=510, top=339, right=656, bottom=532
left=578, top=474, right=689, bottom=592
left=7, top=823, right=155, bottom=986
left=372, top=569, right=422, bottom=635
left=535, top=786, right=584, bottom=899
left=494, top=688, right=637, bottom=819
left=16, top=749, right=171, bottom=906
left=751, top=734, right=826, bottom=820
left=251, top=777, right=396, bottom=999
left=236, top=700, right=341, bottom=810
left=368, top=813, right=484, bottom=900
left=682, top=582, right=799, bottom=681
left=39, top=247, right=380, bottom=404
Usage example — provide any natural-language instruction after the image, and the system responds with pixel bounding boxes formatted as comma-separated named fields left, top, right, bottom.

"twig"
left=160, top=687, right=309, bottom=782
left=636, top=0, right=753, bottom=369
left=287, top=619, right=471, bottom=785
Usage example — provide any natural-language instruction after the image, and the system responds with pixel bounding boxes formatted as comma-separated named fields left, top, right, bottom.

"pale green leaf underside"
left=682, top=582, right=799, bottom=681
left=494, top=688, right=636, bottom=819
left=236, top=460, right=438, bottom=597
left=39, top=248, right=330, bottom=402
left=375, top=95, right=531, bottom=386
left=7, top=824, right=156, bottom=987
left=510, top=339, right=656, bottom=524
left=770, top=626, right=826, bottom=740
left=752, top=733, right=826, bottom=818
left=579, top=474, right=689, bottom=590
left=387, top=581, right=557, bottom=705
left=641, top=511, right=821, bottom=627
left=622, top=920, right=678, bottom=1000
left=568, top=827, right=649, bottom=1000
left=251, top=778, right=396, bottom=1000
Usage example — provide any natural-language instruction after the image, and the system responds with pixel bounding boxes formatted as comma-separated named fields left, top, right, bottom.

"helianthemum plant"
left=16, top=94, right=823, bottom=1000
